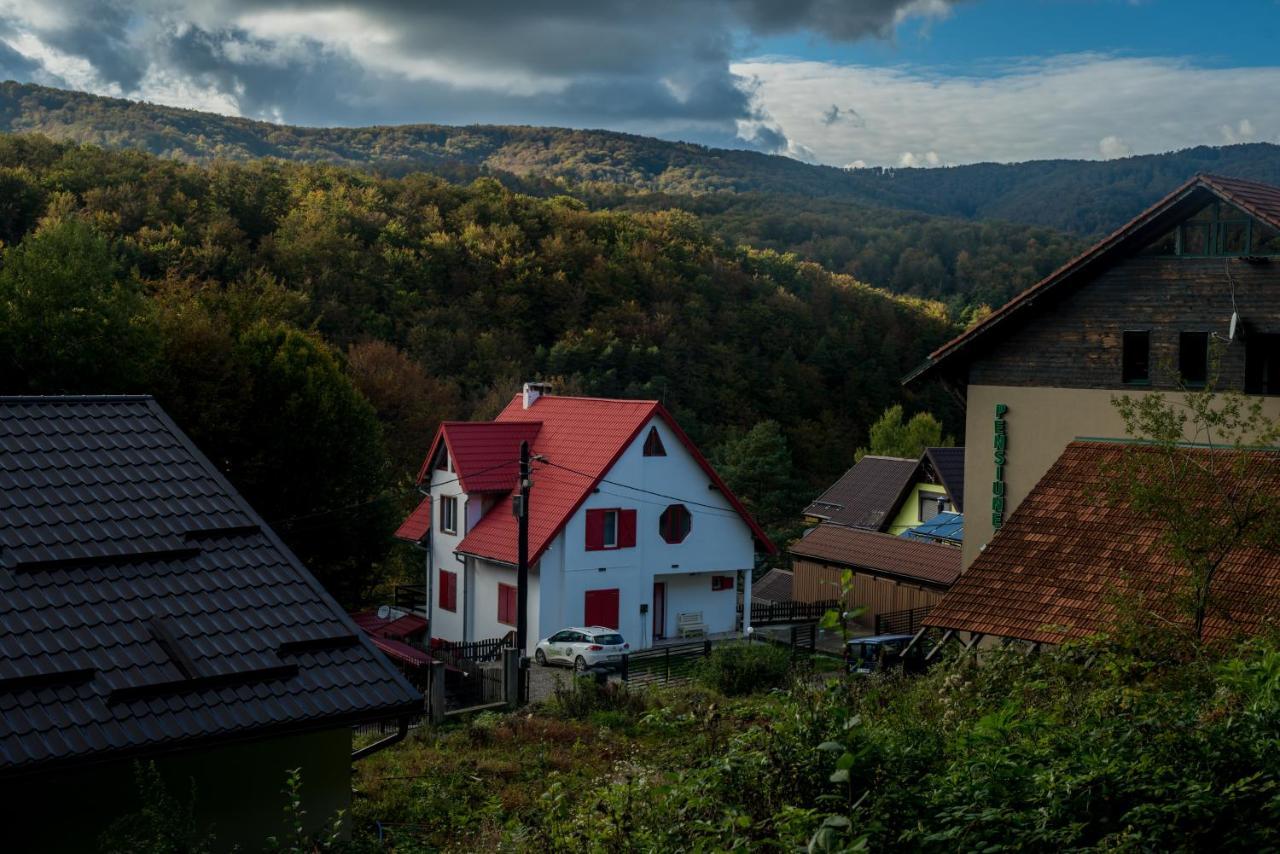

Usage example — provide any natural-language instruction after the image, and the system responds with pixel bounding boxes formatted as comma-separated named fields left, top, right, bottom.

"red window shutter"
left=585, top=509, right=605, bottom=551
left=618, top=509, right=637, bottom=548
left=498, top=583, right=516, bottom=624
left=584, top=588, right=620, bottom=629
left=439, top=570, right=457, bottom=611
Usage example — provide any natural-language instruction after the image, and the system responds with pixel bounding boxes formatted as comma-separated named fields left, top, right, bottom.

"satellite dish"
left=1229, top=312, right=1239, bottom=341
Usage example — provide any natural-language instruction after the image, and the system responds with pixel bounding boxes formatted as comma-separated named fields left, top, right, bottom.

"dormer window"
left=643, top=427, right=666, bottom=457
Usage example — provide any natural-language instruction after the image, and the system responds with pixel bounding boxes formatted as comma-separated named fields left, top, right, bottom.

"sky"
left=0, top=0, right=1277, bottom=168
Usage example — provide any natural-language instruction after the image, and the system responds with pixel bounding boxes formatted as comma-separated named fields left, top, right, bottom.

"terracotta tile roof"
left=423, top=395, right=773, bottom=566
left=752, top=568, right=793, bottom=603
left=906, top=173, right=1280, bottom=386
left=924, top=441, right=1280, bottom=644
left=416, top=422, right=542, bottom=493
left=925, top=447, right=965, bottom=512
left=393, top=496, right=431, bottom=543
left=803, top=456, right=922, bottom=530
left=789, top=524, right=961, bottom=588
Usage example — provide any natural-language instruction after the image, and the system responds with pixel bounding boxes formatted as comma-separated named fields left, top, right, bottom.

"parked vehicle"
left=846, top=634, right=919, bottom=674
left=534, top=626, right=630, bottom=671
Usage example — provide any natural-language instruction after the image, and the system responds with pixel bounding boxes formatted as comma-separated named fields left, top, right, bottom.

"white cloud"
left=1098, top=135, right=1131, bottom=159
left=732, top=54, right=1280, bottom=166
left=899, top=150, right=941, bottom=167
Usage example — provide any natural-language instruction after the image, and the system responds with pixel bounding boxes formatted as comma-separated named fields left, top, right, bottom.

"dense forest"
left=5, top=81, right=1280, bottom=235
left=0, top=134, right=957, bottom=604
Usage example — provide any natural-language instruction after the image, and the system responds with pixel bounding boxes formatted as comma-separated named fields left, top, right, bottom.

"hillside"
left=0, top=136, right=959, bottom=600
left=4, top=81, right=1280, bottom=235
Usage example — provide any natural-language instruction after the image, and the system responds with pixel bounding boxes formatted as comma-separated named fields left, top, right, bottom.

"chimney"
left=522, top=382, right=550, bottom=409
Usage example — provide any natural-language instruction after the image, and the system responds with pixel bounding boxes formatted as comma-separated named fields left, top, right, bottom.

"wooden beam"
left=924, top=629, right=955, bottom=663
left=901, top=626, right=928, bottom=658
left=962, top=633, right=985, bottom=652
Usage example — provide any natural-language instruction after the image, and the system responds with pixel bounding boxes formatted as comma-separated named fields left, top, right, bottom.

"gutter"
left=352, top=714, right=412, bottom=762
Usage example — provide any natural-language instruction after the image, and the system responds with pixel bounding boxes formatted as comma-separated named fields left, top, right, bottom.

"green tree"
left=1111, top=380, right=1280, bottom=642
left=855, top=404, right=951, bottom=461
left=714, top=420, right=811, bottom=558
left=228, top=322, right=395, bottom=605
left=0, top=218, right=158, bottom=392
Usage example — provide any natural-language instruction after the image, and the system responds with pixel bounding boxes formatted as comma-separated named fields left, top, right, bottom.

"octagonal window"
left=659, top=504, right=691, bottom=544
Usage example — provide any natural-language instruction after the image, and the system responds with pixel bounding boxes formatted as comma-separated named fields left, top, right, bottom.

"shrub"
left=697, top=641, right=791, bottom=696
left=550, top=675, right=648, bottom=719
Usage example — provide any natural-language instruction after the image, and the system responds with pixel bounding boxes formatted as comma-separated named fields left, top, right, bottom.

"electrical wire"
left=536, top=458, right=745, bottom=516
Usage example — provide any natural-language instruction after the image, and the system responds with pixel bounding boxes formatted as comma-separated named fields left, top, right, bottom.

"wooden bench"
left=676, top=611, right=706, bottom=638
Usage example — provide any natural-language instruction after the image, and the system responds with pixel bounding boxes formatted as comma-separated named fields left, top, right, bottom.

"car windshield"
left=591, top=633, right=624, bottom=645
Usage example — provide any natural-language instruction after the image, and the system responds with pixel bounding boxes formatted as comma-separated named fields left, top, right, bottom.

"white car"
left=534, top=626, right=630, bottom=671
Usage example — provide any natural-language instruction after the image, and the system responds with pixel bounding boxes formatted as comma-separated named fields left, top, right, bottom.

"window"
left=438, top=569, right=457, bottom=612
left=711, top=575, right=735, bottom=591
left=642, top=426, right=667, bottom=456
left=1176, top=202, right=1254, bottom=257
left=659, top=504, right=692, bottom=544
left=1179, top=331, right=1209, bottom=387
left=585, top=508, right=636, bottom=550
left=918, top=492, right=951, bottom=523
left=434, top=446, right=450, bottom=472
left=497, top=583, right=517, bottom=625
left=1122, top=331, right=1150, bottom=384
left=440, top=495, right=458, bottom=534
left=1246, top=334, right=1280, bottom=395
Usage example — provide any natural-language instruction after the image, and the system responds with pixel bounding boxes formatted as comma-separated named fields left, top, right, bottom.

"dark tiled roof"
left=752, top=568, right=793, bottom=603
left=803, top=456, right=921, bottom=530
left=789, top=524, right=961, bottom=588
left=924, top=441, right=1280, bottom=644
left=0, top=396, right=422, bottom=778
left=906, top=173, right=1280, bottom=386
left=925, top=447, right=965, bottom=512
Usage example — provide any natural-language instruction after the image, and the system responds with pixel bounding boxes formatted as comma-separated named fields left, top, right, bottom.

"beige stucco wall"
left=963, top=384, right=1280, bottom=568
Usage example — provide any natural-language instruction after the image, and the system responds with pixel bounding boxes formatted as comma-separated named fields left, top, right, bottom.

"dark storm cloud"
left=0, top=0, right=958, bottom=148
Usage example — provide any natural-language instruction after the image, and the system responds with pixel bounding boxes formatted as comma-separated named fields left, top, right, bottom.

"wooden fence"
left=741, top=599, right=839, bottom=626
left=874, top=605, right=933, bottom=636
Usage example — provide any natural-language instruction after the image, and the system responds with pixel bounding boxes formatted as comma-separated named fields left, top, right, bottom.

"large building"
left=399, top=385, right=774, bottom=653
left=908, top=174, right=1280, bottom=569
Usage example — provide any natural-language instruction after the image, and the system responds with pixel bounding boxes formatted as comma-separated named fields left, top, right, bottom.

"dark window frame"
left=1178, top=330, right=1210, bottom=388
left=1122, top=330, right=1152, bottom=385
left=440, top=495, right=458, bottom=535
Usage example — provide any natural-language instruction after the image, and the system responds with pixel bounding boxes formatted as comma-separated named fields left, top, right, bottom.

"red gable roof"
left=444, top=395, right=774, bottom=565
left=393, top=496, right=431, bottom=543
left=416, top=421, right=542, bottom=493
left=906, top=173, right=1280, bottom=386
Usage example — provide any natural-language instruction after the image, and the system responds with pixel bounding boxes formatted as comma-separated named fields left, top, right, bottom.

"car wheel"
left=574, top=655, right=588, bottom=672
left=535, top=649, right=547, bottom=666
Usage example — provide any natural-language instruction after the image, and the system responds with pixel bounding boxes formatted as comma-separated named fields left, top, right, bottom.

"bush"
left=697, top=641, right=792, bottom=696
left=550, top=674, right=648, bottom=719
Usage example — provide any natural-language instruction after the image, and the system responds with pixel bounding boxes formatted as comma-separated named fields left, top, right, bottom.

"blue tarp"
left=902, top=511, right=964, bottom=544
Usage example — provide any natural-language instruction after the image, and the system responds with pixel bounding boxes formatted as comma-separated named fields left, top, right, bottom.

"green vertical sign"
left=992, top=403, right=1008, bottom=529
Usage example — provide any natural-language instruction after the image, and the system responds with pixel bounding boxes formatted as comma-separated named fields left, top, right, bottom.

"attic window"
left=1175, top=202, right=1258, bottom=257
left=643, top=427, right=666, bottom=457
left=659, top=504, right=691, bottom=544
left=1122, top=330, right=1150, bottom=385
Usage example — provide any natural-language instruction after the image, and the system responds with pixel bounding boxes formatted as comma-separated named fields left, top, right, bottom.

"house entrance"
left=652, top=581, right=666, bottom=639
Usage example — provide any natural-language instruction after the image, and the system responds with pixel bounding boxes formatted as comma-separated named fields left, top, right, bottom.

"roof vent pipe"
left=523, top=382, right=551, bottom=409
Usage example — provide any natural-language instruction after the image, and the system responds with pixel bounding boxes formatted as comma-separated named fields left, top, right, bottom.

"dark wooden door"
left=584, top=588, right=620, bottom=629
left=652, top=582, right=666, bottom=639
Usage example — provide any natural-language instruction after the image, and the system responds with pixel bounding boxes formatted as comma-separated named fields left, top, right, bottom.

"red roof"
left=367, top=635, right=432, bottom=668
left=789, top=524, right=961, bottom=588
left=924, top=441, right=1280, bottom=644
left=416, top=421, right=542, bottom=493
left=906, top=173, right=1280, bottom=386
left=393, top=497, right=431, bottom=543
left=441, top=395, right=774, bottom=565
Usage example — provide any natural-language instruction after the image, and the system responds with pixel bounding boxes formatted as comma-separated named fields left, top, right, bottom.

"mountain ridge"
left=5, top=81, right=1280, bottom=235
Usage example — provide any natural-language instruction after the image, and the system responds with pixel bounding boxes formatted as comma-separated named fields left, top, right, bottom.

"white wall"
left=428, top=460, right=468, bottom=641
left=471, top=557, right=540, bottom=651
left=546, top=415, right=755, bottom=648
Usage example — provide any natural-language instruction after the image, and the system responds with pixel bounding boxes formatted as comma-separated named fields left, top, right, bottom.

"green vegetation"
left=695, top=641, right=792, bottom=696
left=6, top=81, right=1280, bottom=236
left=855, top=404, right=952, bottom=461
left=348, top=633, right=1280, bottom=851
left=0, top=135, right=960, bottom=599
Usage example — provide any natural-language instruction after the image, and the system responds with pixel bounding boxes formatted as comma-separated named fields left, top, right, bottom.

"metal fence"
left=874, top=605, right=933, bottom=636
left=741, top=599, right=839, bottom=626
left=433, top=634, right=511, bottom=666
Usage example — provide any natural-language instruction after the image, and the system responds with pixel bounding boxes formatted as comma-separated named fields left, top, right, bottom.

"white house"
left=395, top=384, right=775, bottom=653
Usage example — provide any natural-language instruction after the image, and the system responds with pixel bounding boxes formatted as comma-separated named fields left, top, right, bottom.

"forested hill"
left=0, top=135, right=957, bottom=603
left=5, top=81, right=1280, bottom=235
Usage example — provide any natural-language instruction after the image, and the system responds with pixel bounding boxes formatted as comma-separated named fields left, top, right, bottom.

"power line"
left=536, top=459, right=742, bottom=516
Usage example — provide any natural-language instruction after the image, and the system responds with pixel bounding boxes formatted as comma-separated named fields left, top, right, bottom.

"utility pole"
left=514, top=440, right=531, bottom=699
